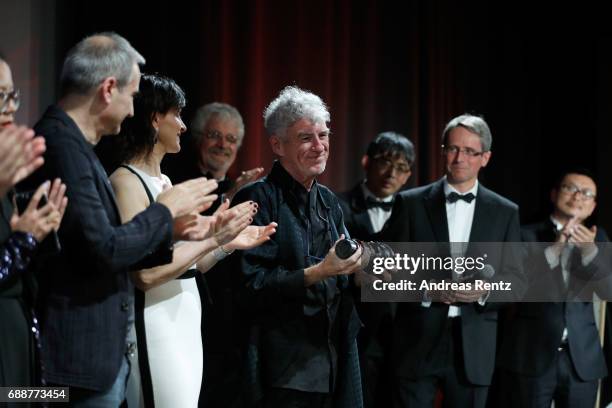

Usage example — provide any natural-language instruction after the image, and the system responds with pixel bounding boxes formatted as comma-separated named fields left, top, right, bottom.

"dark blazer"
left=21, top=106, right=174, bottom=391
left=338, top=183, right=394, bottom=353
left=338, top=183, right=376, bottom=240
left=235, top=161, right=363, bottom=408
left=498, top=219, right=611, bottom=381
left=381, top=178, right=525, bottom=386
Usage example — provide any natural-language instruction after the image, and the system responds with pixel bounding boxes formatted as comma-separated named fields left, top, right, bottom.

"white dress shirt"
left=422, top=178, right=479, bottom=317
left=361, top=183, right=394, bottom=234
left=444, top=179, right=479, bottom=317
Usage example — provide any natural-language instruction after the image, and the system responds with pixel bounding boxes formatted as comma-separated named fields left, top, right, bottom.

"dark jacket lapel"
left=468, top=184, right=496, bottom=242
left=424, top=179, right=449, bottom=242
left=348, top=184, right=375, bottom=236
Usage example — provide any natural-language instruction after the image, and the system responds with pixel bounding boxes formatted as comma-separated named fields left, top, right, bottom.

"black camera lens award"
left=336, top=238, right=361, bottom=259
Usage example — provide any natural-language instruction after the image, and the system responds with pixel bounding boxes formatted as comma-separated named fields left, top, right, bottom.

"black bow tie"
left=446, top=192, right=475, bottom=204
left=365, top=197, right=393, bottom=210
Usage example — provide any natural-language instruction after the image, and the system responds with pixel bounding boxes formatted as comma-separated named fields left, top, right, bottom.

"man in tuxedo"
left=21, top=33, right=214, bottom=406
left=338, top=131, right=415, bottom=408
left=382, top=114, right=525, bottom=408
left=497, top=169, right=612, bottom=408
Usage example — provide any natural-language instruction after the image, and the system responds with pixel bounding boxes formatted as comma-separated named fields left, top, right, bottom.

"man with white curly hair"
left=232, top=86, right=364, bottom=407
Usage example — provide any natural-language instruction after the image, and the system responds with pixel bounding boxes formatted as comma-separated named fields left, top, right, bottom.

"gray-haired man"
left=382, top=114, right=525, bottom=408
left=233, top=86, right=364, bottom=407
left=169, top=102, right=263, bottom=206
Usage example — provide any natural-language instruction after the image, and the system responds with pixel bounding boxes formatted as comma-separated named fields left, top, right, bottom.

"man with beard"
left=234, top=86, right=364, bottom=407
left=167, top=102, right=263, bottom=207
left=338, top=131, right=414, bottom=408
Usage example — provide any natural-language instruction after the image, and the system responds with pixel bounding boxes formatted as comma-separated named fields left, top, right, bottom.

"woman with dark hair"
left=109, top=74, right=275, bottom=407
left=0, top=55, right=67, bottom=392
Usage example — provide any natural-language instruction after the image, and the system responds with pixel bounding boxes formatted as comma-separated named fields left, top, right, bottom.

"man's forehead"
left=448, top=127, right=481, bottom=144
left=563, top=173, right=596, bottom=189
left=205, top=117, right=240, bottom=131
left=296, top=124, right=329, bottom=133
left=377, top=151, right=409, bottom=163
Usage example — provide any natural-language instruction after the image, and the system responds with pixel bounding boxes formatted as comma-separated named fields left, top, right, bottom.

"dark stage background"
left=3, top=0, right=612, bottom=231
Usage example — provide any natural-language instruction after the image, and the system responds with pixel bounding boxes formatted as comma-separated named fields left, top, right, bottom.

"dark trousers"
left=199, top=350, right=244, bottom=408
left=499, top=347, right=598, bottom=408
left=392, top=318, right=488, bottom=408
left=361, top=352, right=392, bottom=408
left=261, top=388, right=333, bottom=408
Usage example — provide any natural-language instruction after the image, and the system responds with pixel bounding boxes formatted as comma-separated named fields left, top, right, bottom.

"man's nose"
left=2, top=98, right=17, bottom=115
left=311, top=136, right=325, bottom=151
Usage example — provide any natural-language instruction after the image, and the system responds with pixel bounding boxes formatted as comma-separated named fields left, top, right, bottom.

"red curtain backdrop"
left=178, top=0, right=464, bottom=192
left=41, top=0, right=612, bottom=229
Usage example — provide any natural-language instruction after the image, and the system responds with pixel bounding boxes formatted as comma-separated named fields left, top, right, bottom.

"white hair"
left=263, top=86, right=330, bottom=138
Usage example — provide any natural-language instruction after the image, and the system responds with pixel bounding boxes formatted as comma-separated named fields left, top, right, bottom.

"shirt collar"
left=443, top=176, right=479, bottom=198
left=269, top=160, right=318, bottom=195
left=361, top=182, right=394, bottom=203
left=550, top=215, right=565, bottom=231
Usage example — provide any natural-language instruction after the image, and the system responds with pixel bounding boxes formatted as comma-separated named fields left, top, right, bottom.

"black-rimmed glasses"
left=372, top=156, right=411, bottom=174
left=559, top=183, right=596, bottom=200
left=442, top=145, right=484, bottom=158
left=200, top=129, right=239, bottom=145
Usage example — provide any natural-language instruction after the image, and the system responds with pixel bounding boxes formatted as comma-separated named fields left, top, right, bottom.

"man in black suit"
left=338, top=131, right=415, bottom=408
left=21, top=33, right=215, bottom=406
left=497, top=169, right=612, bottom=408
left=382, top=114, right=525, bottom=408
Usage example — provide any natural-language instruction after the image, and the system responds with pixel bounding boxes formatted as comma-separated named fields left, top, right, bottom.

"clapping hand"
left=0, top=126, right=46, bottom=197
left=11, top=179, right=67, bottom=242
left=225, top=167, right=265, bottom=202
left=210, top=200, right=258, bottom=247
left=224, top=221, right=277, bottom=251
left=555, top=216, right=597, bottom=256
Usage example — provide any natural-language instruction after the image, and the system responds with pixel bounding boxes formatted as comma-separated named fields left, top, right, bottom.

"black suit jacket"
left=338, top=183, right=394, bottom=356
left=498, top=220, right=611, bottom=381
left=21, top=106, right=174, bottom=390
left=338, top=183, right=376, bottom=240
left=381, top=178, right=525, bottom=386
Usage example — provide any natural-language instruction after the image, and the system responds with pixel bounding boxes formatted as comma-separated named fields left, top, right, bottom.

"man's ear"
left=270, top=135, right=283, bottom=156
left=100, top=76, right=117, bottom=105
left=550, top=188, right=558, bottom=205
left=480, top=151, right=492, bottom=167
left=361, top=155, right=369, bottom=171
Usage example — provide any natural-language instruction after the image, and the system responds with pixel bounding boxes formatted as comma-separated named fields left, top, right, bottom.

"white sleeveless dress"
left=124, top=165, right=202, bottom=408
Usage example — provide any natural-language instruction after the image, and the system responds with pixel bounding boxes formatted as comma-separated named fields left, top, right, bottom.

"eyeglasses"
left=559, top=183, right=596, bottom=200
left=201, top=129, right=239, bottom=145
left=0, top=89, right=20, bottom=114
left=372, top=156, right=411, bottom=174
left=442, top=145, right=484, bottom=158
